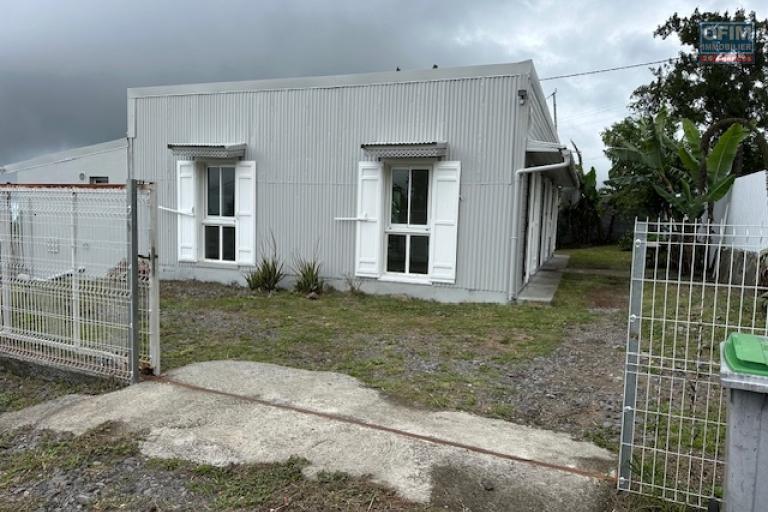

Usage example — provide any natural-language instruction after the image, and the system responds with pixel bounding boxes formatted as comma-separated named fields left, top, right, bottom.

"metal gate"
left=619, top=219, right=768, bottom=509
left=0, top=181, right=159, bottom=383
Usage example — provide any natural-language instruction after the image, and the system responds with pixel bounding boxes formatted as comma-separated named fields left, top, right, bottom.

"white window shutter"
left=235, top=161, right=256, bottom=266
left=355, top=161, right=383, bottom=277
left=429, top=161, right=461, bottom=283
left=176, top=160, right=197, bottom=262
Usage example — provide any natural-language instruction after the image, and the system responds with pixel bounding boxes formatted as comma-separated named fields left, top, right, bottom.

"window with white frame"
left=204, top=166, right=236, bottom=262
left=176, top=160, right=256, bottom=266
left=386, top=167, right=430, bottom=275
left=354, top=159, right=461, bottom=284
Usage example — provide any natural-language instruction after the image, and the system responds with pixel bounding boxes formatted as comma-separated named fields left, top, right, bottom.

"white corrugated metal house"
left=126, top=60, right=576, bottom=303
left=1, top=139, right=127, bottom=185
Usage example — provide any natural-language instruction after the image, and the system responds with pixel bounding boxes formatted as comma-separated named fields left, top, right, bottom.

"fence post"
left=0, top=191, right=11, bottom=332
left=618, top=218, right=647, bottom=491
left=71, top=190, right=81, bottom=347
left=148, top=183, right=161, bottom=375
left=127, top=180, right=140, bottom=383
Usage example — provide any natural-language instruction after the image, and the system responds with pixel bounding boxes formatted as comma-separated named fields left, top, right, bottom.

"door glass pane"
left=409, top=235, right=429, bottom=274
left=205, top=225, right=219, bottom=260
left=391, top=169, right=409, bottom=224
left=222, top=226, right=236, bottom=261
left=386, top=234, right=406, bottom=273
left=207, top=167, right=220, bottom=216
left=410, top=169, right=429, bottom=225
left=221, top=167, right=236, bottom=217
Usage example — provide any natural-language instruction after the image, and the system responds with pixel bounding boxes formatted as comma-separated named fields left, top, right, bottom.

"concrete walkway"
left=517, top=254, right=570, bottom=304
left=0, top=361, right=615, bottom=511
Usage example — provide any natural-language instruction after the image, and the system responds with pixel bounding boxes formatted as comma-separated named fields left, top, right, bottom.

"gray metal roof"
left=128, top=61, right=534, bottom=99
left=2, top=138, right=127, bottom=172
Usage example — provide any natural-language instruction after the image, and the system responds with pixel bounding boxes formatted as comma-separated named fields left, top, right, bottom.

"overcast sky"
left=0, top=0, right=761, bottom=180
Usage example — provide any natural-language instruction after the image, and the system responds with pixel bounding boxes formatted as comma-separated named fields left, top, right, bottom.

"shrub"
left=293, top=256, right=324, bottom=294
left=244, top=235, right=284, bottom=293
left=617, top=231, right=634, bottom=252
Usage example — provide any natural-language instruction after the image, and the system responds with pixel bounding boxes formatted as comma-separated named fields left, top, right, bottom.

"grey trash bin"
left=720, top=333, right=768, bottom=512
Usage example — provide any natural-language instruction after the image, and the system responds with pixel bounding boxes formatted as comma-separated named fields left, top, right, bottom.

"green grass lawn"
left=160, top=271, right=628, bottom=419
left=560, top=244, right=632, bottom=271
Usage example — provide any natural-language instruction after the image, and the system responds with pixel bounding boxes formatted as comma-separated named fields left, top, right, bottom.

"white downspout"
left=508, top=152, right=571, bottom=301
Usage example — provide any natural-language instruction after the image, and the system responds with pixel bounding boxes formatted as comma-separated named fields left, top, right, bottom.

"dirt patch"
left=430, top=463, right=613, bottom=512
left=586, top=284, right=629, bottom=310
left=160, top=279, right=253, bottom=301
left=500, top=309, right=627, bottom=449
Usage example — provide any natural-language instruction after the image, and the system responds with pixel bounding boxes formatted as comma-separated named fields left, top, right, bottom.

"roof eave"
left=128, top=61, right=534, bottom=99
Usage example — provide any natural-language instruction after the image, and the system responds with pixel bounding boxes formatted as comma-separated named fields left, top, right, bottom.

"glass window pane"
left=386, top=234, right=406, bottom=273
left=221, top=167, right=235, bottom=217
left=207, top=167, right=220, bottom=216
left=409, top=236, right=429, bottom=274
left=222, top=226, right=236, bottom=261
left=391, top=169, right=409, bottom=224
left=205, top=225, right=219, bottom=260
left=410, top=169, right=429, bottom=225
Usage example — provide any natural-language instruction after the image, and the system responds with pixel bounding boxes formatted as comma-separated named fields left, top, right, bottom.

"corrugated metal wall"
left=132, top=74, right=527, bottom=296
left=527, top=81, right=557, bottom=143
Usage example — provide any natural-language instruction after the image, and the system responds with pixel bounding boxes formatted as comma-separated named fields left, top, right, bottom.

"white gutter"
left=508, top=151, right=571, bottom=301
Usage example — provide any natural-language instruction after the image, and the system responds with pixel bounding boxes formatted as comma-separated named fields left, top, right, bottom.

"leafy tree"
left=560, top=144, right=602, bottom=245
left=608, top=110, right=748, bottom=220
left=601, top=117, right=666, bottom=221
left=631, top=8, right=768, bottom=173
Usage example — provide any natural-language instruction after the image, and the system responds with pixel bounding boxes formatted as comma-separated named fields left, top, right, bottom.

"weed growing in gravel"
left=0, top=426, right=432, bottom=511
left=0, top=422, right=137, bottom=489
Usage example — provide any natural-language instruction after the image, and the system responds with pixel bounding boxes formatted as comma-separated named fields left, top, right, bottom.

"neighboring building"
left=714, top=170, right=768, bottom=252
left=0, top=139, right=127, bottom=185
left=127, top=61, right=577, bottom=303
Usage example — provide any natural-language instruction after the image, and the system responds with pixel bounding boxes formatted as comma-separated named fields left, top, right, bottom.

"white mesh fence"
left=0, top=183, right=159, bottom=382
left=619, top=219, right=768, bottom=509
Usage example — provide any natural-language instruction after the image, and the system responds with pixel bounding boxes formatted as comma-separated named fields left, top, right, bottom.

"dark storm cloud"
left=0, top=0, right=760, bottom=177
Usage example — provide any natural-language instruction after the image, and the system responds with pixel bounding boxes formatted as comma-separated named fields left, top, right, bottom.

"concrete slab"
left=0, top=360, right=615, bottom=511
left=517, top=255, right=569, bottom=304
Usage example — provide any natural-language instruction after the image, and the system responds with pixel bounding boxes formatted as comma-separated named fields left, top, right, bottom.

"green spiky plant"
left=293, top=255, right=324, bottom=295
left=244, top=233, right=284, bottom=293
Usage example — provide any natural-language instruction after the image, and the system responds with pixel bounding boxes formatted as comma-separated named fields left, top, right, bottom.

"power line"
left=540, top=57, right=679, bottom=81
left=556, top=105, right=629, bottom=124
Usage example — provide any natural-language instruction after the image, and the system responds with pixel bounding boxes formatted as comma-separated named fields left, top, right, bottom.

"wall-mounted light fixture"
left=517, top=89, right=528, bottom=106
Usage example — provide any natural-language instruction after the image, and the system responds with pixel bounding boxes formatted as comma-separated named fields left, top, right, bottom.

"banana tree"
left=608, top=110, right=749, bottom=221
left=659, top=120, right=749, bottom=220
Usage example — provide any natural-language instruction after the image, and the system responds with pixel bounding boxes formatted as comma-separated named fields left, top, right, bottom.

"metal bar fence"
left=619, top=219, right=768, bottom=509
left=0, top=183, right=159, bottom=383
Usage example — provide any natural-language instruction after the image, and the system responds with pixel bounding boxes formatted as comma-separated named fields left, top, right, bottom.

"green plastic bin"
left=721, top=332, right=768, bottom=512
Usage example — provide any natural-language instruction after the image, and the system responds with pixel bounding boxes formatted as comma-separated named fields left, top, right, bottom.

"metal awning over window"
left=361, top=142, right=448, bottom=160
left=167, top=143, right=247, bottom=160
